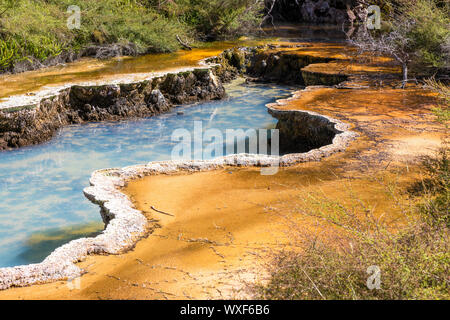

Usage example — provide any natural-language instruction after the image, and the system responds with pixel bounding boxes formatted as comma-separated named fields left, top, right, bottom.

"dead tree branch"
left=176, top=35, right=192, bottom=50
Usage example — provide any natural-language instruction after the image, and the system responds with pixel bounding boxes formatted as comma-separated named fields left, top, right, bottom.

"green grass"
left=0, top=0, right=263, bottom=72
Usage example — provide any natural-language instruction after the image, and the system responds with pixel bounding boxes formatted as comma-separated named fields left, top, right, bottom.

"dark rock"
left=5, top=50, right=82, bottom=75
left=271, top=110, right=338, bottom=154
left=82, top=43, right=138, bottom=59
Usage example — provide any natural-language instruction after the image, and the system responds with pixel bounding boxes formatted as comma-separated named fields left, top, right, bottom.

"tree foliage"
left=352, top=0, right=450, bottom=86
left=0, top=0, right=264, bottom=72
left=145, top=0, right=264, bottom=40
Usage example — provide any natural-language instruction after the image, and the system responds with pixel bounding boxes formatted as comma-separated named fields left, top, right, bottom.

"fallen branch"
left=176, top=35, right=192, bottom=50
left=151, top=206, right=175, bottom=217
left=259, top=0, right=277, bottom=30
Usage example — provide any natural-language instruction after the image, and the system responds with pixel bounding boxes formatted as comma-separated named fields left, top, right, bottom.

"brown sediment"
left=301, top=57, right=401, bottom=86
left=0, top=40, right=446, bottom=299
left=302, top=57, right=400, bottom=76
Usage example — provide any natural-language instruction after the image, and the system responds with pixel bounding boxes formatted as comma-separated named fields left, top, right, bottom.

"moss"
left=302, top=70, right=349, bottom=86
left=1, top=104, right=37, bottom=113
left=193, top=68, right=210, bottom=77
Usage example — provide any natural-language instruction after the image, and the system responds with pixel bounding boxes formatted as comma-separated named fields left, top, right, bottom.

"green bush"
left=59, top=0, right=189, bottom=53
left=0, top=0, right=264, bottom=71
left=147, top=0, right=263, bottom=40
left=0, top=0, right=69, bottom=69
left=0, top=38, right=22, bottom=70
left=353, top=0, right=449, bottom=84
left=254, top=149, right=449, bottom=300
left=0, top=0, right=255, bottom=71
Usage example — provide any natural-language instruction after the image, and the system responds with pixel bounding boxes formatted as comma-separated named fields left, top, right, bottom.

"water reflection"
left=17, top=222, right=104, bottom=265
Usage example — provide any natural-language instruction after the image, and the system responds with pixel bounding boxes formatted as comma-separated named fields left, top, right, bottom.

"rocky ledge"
left=0, top=68, right=224, bottom=150
left=0, top=43, right=329, bottom=151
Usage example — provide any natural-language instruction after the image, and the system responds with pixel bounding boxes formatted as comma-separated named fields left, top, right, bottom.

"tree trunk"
left=401, top=63, right=408, bottom=89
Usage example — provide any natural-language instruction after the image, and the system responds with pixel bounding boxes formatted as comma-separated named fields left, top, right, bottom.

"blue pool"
left=0, top=80, right=293, bottom=267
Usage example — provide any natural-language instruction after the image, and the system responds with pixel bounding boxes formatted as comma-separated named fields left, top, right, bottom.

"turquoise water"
left=0, top=80, right=293, bottom=267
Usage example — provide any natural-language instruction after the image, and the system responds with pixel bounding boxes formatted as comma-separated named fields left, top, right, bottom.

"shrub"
left=0, top=0, right=264, bottom=71
left=424, top=79, right=450, bottom=125
left=405, top=0, right=450, bottom=71
left=0, top=38, right=22, bottom=70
